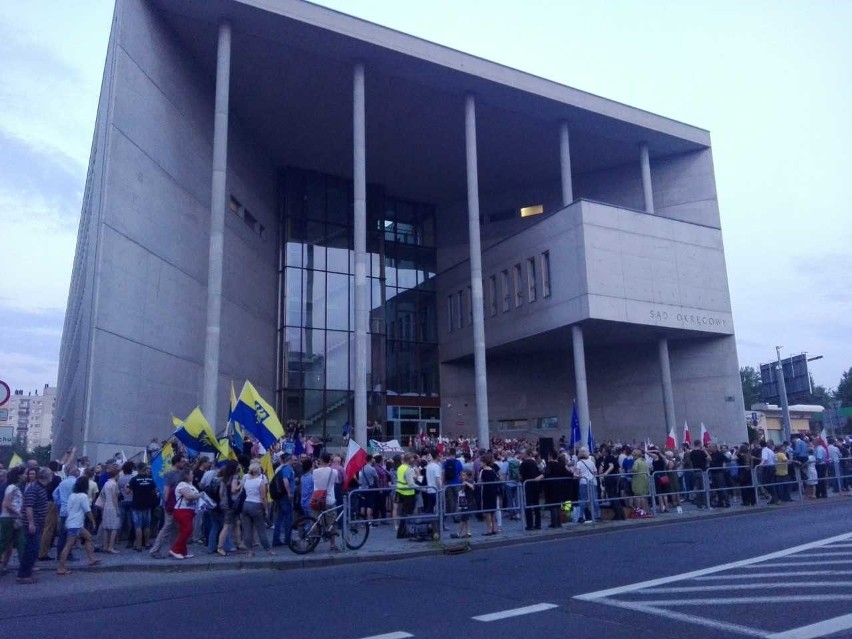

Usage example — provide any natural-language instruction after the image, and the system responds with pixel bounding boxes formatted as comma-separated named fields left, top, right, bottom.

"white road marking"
left=775, top=552, right=851, bottom=558
left=648, top=595, right=852, bottom=606
left=767, top=612, right=852, bottom=639
left=575, top=531, right=852, bottom=601
left=695, top=571, right=852, bottom=580
left=757, top=560, right=852, bottom=567
left=588, top=597, right=766, bottom=638
left=354, top=633, right=413, bottom=639
left=472, top=603, right=558, bottom=622
left=824, top=543, right=852, bottom=548
left=638, top=582, right=852, bottom=594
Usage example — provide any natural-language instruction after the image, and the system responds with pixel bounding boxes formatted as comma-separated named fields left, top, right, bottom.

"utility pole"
left=775, top=346, right=792, bottom=443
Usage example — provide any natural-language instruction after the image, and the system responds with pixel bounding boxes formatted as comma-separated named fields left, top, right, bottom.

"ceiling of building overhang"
left=151, top=0, right=706, bottom=204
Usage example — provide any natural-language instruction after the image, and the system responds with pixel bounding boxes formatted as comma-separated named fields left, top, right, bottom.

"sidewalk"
left=15, top=491, right=850, bottom=575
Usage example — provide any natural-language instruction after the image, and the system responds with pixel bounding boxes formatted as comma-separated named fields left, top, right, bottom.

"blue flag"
left=569, top=400, right=582, bottom=448
left=587, top=420, right=596, bottom=453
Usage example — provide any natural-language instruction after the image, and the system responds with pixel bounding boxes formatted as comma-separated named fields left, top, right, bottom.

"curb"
left=61, top=496, right=851, bottom=574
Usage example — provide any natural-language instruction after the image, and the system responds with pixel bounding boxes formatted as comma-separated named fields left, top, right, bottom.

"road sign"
left=0, top=427, right=14, bottom=447
left=0, top=380, right=9, bottom=407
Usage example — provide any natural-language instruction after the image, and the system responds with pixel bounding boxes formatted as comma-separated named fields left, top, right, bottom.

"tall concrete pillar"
left=353, top=62, right=368, bottom=446
left=563, top=125, right=590, bottom=442
left=658, top=337, right=677, bottom=438
left=640, top=142, right=654, bottom=213
left=559, top=121, right=574, bottom=205
left=465, top=94, right=490, bottom=448
left=202, top=21, right=231, bottom=428
left=572, top=325, right=590, bottom=444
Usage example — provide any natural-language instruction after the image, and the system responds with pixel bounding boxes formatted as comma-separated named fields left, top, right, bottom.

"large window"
left=280, top=168, right=439, bottom=438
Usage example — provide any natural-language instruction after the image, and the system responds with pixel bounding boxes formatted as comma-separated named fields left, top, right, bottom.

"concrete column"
left=640, top=142, right=654, bottom=213
left=658, top=337, right=677, bottom=438
left=465, top=94, right=490, bottom=448
left=572, top=325, right=590, bottom=444
left=559, top=121, right=574, bottom=206
left=353, top=62, right=368, bottom=446
left=201, top=21, right=231, bottom=428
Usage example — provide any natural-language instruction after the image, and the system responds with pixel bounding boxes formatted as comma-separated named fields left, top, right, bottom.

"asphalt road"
left=1, top=499, right=851, bottom=639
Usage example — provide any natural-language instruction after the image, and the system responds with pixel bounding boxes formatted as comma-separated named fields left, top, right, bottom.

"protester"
left=170, top=468, right=201, bottom=560
left=240, top=462, right=275, bottom=557
left=56, top=476, right=100, bottom=574
left=97, top=464, right=121, bottom=554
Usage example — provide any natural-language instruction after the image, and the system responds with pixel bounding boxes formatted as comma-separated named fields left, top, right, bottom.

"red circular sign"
left=0, top=381, right=10, bottom=407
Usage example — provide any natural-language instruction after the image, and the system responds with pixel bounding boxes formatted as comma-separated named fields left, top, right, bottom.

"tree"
left=836, top=367, right=852, bottom=408
left=740, top=366, right=762, bottom=409
left=799, top=374, right=832, bottom=407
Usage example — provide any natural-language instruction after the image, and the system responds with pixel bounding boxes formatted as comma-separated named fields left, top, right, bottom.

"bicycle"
left=287, top=504, right=370, bottom=554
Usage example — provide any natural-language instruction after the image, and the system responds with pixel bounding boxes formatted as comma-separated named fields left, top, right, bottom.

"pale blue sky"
left=0, top=0, right=849, bottom=396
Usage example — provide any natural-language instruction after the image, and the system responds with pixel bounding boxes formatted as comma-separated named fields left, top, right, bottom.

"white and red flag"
left=343, top=439, right=369, bottom=486
left=815, top=428, right=830, bottom=455
left=683, top=420, right=692, bottom=446
left=665, top=425, right=677, bottom=449
left=701, top=422, right=711, bottom=446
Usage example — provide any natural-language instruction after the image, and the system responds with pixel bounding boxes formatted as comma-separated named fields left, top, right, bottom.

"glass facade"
left=278, top=168, right=438, bottom=438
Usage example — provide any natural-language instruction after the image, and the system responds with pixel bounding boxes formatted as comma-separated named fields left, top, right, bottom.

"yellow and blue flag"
left=259, top=450, right=275, bottom=482
left=228, top=381, right=245, bottom=453
left=216, top=437, right=239, bottom=467
left=231, top=381, right=283, bottom=449
left=173, top=407, right=226, bottom=456
left=151, top=441, right=175, bottom=495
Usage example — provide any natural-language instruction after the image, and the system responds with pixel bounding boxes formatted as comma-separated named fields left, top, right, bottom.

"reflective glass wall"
left=278, top=168, right=438, bottom=438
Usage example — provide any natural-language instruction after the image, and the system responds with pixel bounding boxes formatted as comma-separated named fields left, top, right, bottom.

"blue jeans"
left=573, top=480, right=600, bottom=522
left=18, top=524, right=42, bottom=579
left=272, top=497, right=293, bottom=545
left=207, top=510, right=223, bottom=553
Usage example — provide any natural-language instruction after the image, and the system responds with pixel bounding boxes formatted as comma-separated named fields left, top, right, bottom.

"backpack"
left=269, top=469, right=285, bottom=500
left=375, top=464, right=389, bottom=489
left=444, top=459, right=459, bottom=483
left=204, top=477, right=221, bottom=505
left=507, top=458, right=521, bottom=482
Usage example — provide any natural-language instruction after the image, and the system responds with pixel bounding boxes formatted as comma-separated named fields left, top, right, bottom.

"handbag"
left=309, top=469, right=335, bottom=511
left=658, top=474, right=670, bottom=486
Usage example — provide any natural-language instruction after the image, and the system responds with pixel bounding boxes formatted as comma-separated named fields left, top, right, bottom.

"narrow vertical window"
left=488, top=275, right=497, bottom=317
left=466, top=286, right=473, bottom=325
left=541, top=251, right=551, bottom=298
left=447, top=295, right=455, bottom=333
left=456, top=290, right=464, bottom=329
left=501, top=270, right=510, bottom=312
left=513, top=263, right=523, bottom=307
left=527, top=257, right=537, bottom=302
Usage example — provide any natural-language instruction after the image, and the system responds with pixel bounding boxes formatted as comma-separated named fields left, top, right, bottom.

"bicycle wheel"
left=288, top=516, right=321, bottom=554
left=343, top=515, right=370, bottom=550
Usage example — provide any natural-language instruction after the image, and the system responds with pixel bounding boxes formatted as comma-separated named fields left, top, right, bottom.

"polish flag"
left=665, top=425, right=677, bottom=450
left=701, top=422, right=711, bottom=446
left=683, top=420, right=692, bottom=446
left=343, top=439, right=369, bottom=486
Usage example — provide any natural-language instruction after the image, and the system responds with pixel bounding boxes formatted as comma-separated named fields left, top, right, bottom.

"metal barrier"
left=753, top=463, right=802, bottom=504
left=701, top=464, right=763, bottom=508
left=441, top=480, right=521, bottom=536
left=522, top=476, right=579, bottom=527
left=343, top=485, right=441, bottom=547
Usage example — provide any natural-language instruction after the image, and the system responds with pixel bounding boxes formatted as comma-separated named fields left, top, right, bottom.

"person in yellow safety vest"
left=396, top=454, right=417, bottom=539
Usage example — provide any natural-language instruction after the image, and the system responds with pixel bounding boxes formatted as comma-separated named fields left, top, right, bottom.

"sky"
left=0, top=0, right=850, bottom=397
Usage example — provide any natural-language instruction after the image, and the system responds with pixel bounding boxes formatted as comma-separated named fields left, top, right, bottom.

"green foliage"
left=740, top=366, right=761, bottom=409
left=837, top=367, right=852, bottom=407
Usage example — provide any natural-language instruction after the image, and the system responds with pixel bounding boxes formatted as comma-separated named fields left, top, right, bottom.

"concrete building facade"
left=55, top=0, right=745, bottom=460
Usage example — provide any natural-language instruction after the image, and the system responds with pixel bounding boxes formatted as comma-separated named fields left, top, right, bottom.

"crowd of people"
left=2, top=431, right=850, bottom=584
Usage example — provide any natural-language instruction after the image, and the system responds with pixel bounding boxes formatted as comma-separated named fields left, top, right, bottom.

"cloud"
left=0, top=308, right=65, bottom=391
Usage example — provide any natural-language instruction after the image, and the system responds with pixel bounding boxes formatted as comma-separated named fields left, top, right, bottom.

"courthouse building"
left=55, top=0, right=745, bottom=460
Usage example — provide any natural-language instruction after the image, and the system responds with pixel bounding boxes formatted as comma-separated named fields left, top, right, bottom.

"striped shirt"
left=23, top=482, right=49, bottom=526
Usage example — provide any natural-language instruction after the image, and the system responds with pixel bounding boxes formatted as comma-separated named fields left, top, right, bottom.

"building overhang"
left=146, top=0, right=710, bottom=204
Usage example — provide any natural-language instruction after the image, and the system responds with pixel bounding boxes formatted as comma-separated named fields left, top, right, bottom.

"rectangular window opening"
left=500, top=270, right=510, bottom=313
left=488, top=275, right=497, bottom=317
left=541, top=251, right=551, bottom=298
left=527, top=257, right=537, bottom=303
left=513, top=263, right=523, bottom=307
